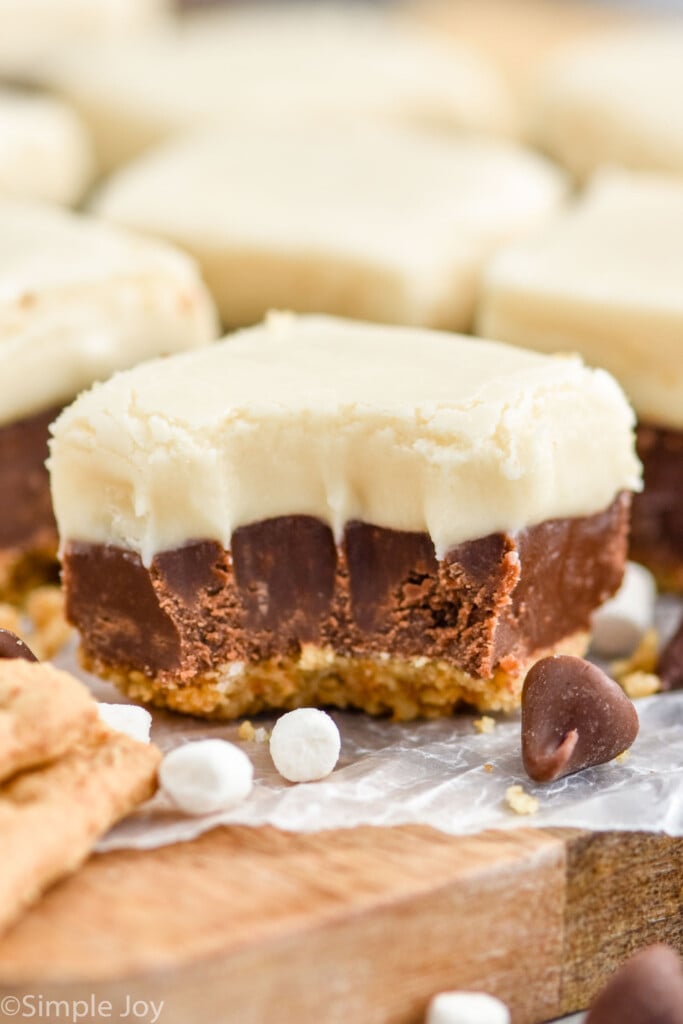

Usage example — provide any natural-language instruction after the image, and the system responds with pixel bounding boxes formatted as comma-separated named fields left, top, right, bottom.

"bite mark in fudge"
left=63, top=495, right=629, bottom=720
left=631, top=423, right=683, bottom=591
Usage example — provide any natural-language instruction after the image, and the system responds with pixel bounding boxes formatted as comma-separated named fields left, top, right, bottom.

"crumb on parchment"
left=614, top=749, right=631, bottom=765
left=25, top=586, right=73, bottom=660
left=619, top=671, right=661, bottom=700
left=237, top=720, right=256, bottom=742
left=0, top=602, right=21, bottom=635
left=474, top=716, right=496, bottom=734
left=505, top=784, right=539, bottom=816
left=611, top=628, right=659, bottom=684
left=237, top=721, right=270, bottom=743
left=0, top=587, right=73, bottom=662
left=483, top=763, right=494, bottom=773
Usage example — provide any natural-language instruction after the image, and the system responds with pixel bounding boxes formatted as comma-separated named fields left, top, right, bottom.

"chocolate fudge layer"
left=0, top=198, right=217, bottom=599
left=479, top=171, right=683, bottom=588
left=50, top=315, right=640, bottom=717
left=0, top=406, right=59, bottom=598
left=631, top=424, right=683, bottom=591
left=64, top=497, right=629, bottom=719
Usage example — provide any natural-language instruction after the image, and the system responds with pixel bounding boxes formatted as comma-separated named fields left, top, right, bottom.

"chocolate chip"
left=585, top=944, right=683, bottom=1024
left=521, top=655, right=639, bottom=783
left=658, top=619, right=683, bottom=691
left=0, top=628, right=38, bottom=662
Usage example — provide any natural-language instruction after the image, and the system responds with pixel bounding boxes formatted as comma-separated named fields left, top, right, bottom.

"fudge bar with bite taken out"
left=50, top=314, right=641, bottom=720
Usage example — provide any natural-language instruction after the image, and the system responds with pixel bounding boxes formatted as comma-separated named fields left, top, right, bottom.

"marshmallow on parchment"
left=97, top=703, right=152, bottom=744
left=160, top=739, right=253, bottom=816
left=590, top=561, right=656, bottom=658
left=270, top=709, right=341, bottom=783
left=427, top=991, right=510, bottom=1024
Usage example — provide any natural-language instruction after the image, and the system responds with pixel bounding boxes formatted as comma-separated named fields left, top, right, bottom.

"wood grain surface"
left=0, top=825, right=680, bottom=1024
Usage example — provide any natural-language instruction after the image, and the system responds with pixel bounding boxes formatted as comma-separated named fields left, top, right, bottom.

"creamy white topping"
left=0, top=198, right=218, bottom=425
left=49, top=313, right=641, bottom=565
left=0, top=90, right=94, bottom=206
left=530, top=25, right=683, bottom=180
left=44, top=4, right=516, bottom=171
left=479, top=170, right=683, bottom=429
left=93, top=123, right=567, bottom=331
left=0, top=0, right=168, bottom=78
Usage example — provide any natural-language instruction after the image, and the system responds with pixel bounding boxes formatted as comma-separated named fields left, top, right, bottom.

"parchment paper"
left=51, top=597, right=683, bottom=852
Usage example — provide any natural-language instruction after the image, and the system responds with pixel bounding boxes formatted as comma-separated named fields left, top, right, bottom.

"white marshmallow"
left=269, top=709, right=341, bottom=783
left=160, top=739, right=253, bottom=816
left=97, top=703, right=152, bottom=744
left=426, top=991, right=510, bottom=1024
left=590, top=561, right=656, bottom=657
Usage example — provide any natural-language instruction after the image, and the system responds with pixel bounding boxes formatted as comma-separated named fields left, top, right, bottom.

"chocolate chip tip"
left=585, top=943, right=683, bottom=1024
left=0, top=628, right=38, bottom=663
left=521, top=655, right=639, bottom=784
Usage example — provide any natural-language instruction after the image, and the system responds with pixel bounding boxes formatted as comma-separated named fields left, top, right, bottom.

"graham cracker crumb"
left=24, top=585, right=73, bottom=660
left=483, top=763, right=494, bottom=773
left=474, top=715, right=496, bottom=734
left=611, top=628, right=659, bottom=683
left=0, top=603, right=22, bottom=635
left=505, top=784, right=539, bottom=816
left=620, top=671, right=661, bottom=700
left=83, top=632, right=590, bottom=722
left=237, top=720, right=256, bottom=742
left=615, top=749, right=631, bottom=765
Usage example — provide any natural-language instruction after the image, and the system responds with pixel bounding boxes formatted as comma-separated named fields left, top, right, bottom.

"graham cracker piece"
left=0, top=660, right=99, bottom=784
left=0, top=725, right=161, bottom=934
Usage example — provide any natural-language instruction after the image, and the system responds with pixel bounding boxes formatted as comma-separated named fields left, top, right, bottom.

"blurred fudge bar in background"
left=479, top=170, right=683, bottom=589
left=0, top=199, right=216, bottom=599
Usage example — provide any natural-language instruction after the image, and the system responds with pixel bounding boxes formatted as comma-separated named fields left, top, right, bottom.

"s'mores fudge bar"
left=0, top=90, right=93, bottom=206
left=0, top=0, right=168, bottom=80
left=529, top=25, right=683, bottom=181
left=50, top=314, right=640, bottom=720
left=479, top=171, right=683, bottom=589
left=0, top=199, right=217, bottom=598
left=44, top=4, right=514, bottom=171
left=93, top=124, right=566, bottom=331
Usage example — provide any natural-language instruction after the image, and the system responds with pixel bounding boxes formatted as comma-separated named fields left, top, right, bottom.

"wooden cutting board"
left=0, top=825, right=680, bottom=1024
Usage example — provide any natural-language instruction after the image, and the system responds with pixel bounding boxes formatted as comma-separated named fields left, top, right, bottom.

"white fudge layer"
left=479, top=170, right=683, bottom=429
left=49, top=313, right=641, bottom=566
left=0, top=0, right=169, bottom=79
left=93, top=124, right=566, bottom=330
left=0, top=90, right=94, bottom=206
left=0, top=198, right=218, bottom=426
left=529, top=25, right=683, bottom=180
left=45, top=4, right=515, bottom=171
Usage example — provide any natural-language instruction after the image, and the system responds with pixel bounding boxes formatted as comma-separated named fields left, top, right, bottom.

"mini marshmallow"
left=269, top=708, right=341, bottom=783
left=426, top=991, right=510, bottom=1024
left=590, top=561, right=656, bottom=657
left=97, top=703, right=152, bottom=744
left=160, top=739, right=253, bottom=816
